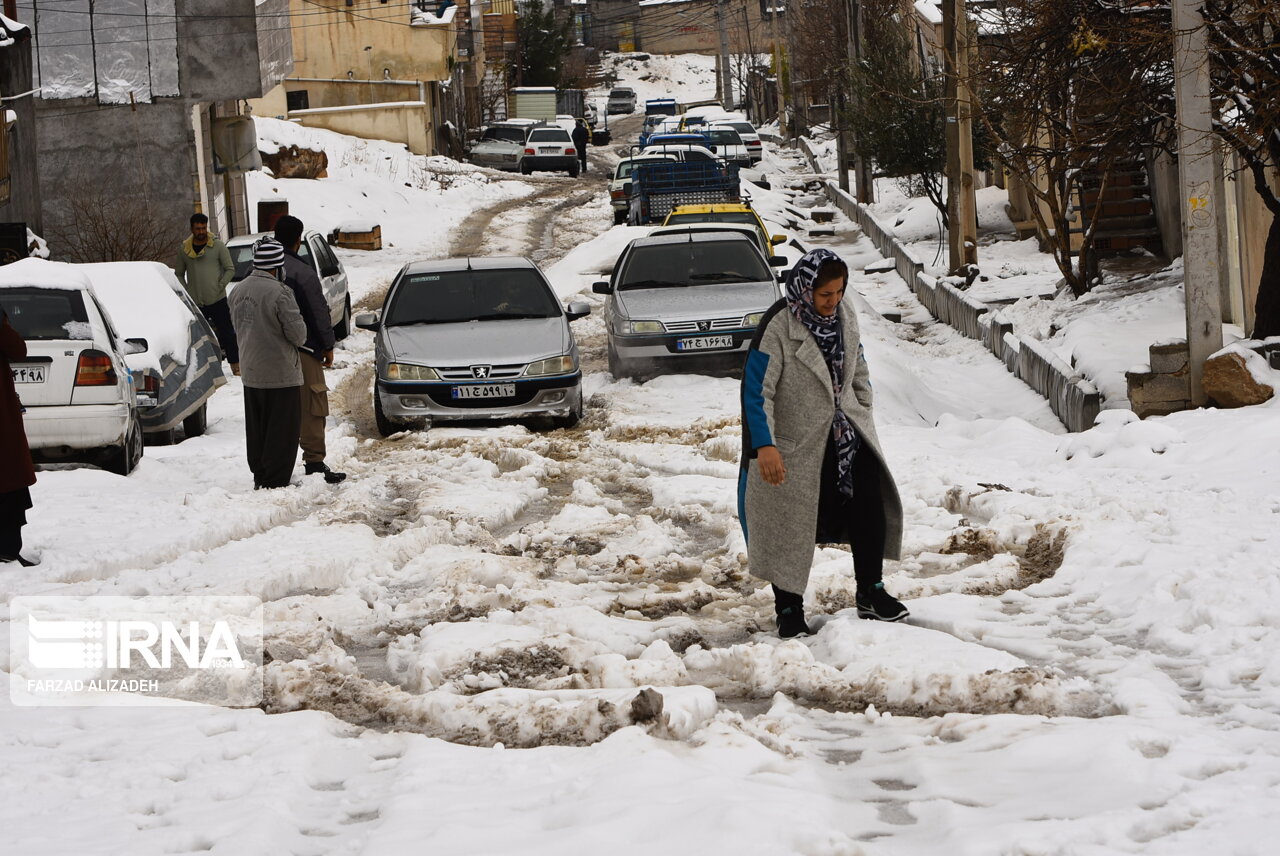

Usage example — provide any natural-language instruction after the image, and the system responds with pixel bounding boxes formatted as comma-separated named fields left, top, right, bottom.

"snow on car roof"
left=81, top=262, right=196, bottom=370
left=0, top=258, right=94, bottom=292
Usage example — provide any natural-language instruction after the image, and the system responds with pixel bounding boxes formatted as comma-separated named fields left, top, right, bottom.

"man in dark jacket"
left=274, top=216, right=346, bottom=484
left=571, top=120, right=590, bottom=174
left=0, top=307, right=37, bottom=565
left=228, top=238, right=308, bottom=489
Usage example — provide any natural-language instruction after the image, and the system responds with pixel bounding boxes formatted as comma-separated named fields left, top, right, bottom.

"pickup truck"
left=626, top=160, right=741, bottom=225
left=645, top=98, right=678, bottom=117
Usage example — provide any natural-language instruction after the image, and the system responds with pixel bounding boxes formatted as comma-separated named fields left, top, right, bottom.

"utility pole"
left=834, top=88, right=850, bottom=193
left=716, top=0, right=733, bottom=108
left=770, top=3, right=786, bottom=133
left=942, top=0, right=978, bottom=274
left=1172, top=0, right=1224, bottom=404
left=845, top=0, right=873, bottom=202
left=784, top=0, right=802, bottom=138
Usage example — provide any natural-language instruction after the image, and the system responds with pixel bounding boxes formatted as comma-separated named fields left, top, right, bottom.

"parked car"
left=643, top=132, right=714, bottom=152
left=610, top=153, right=679, bottom=224
left=661, top=203, right=785, bottom=257
left=718, top=119, right=764, bottom=162
left=644, top=98, right=678, bottom=117
left=584, top=102, right=599, bottom=125
left=520, top=125, right=579, bottom=177
left=84, top=262, right=227, bottom=445
left=469, top=119, right=540, bottom=172
left=705, top=125, right=752, bottom=168
left=226, top=229, right=352, bottom=340
left=607, top=87, right=637, bottom=114
left=0, top=258, right=143, bottom=474
left=355, top=257, right=591, bottom=435
left=593, top=232, right=780, bottom=378
left=647, top=223, right=786, bottom=268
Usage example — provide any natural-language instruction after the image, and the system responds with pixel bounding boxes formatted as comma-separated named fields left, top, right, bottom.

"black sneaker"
left=776, top=605, right=812, bottom=638
left=305, top=462, right=347, bottom=484
left=856, top=582, right=909, bottom=622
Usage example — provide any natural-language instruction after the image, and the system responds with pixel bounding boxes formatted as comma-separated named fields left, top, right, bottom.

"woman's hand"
left=757, top=445, right=786, bottom=486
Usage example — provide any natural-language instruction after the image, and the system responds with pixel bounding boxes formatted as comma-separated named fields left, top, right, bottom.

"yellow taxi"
left=661, top=203, right=785, bottom=259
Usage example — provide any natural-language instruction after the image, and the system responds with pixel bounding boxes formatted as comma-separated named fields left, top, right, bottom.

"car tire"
left=104, top=412, right=144, bottom=476
left=183, top=402, right=208, bottom=438
left=148, top=427, right=177, bottom=446
left=569, top=164, right=580, bottom=178
left=519, top=160, right=532, bottom=175
left=552, top=389, right=584, bottom=430
left=374, top=391, right=411, bottom=438
left=334, top=297, right=352, bottom=341
left=607, top=342, right=629, bottom=380
left=613, top=209, right=627, bottom=226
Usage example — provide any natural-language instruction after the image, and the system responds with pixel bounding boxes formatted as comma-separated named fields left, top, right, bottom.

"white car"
left=520, top=125, right=579, bottom=176
left=84, top=262, right=227, bottom=444
left=718, top=119, right=764, bottom=162
left=0, top=258, right=143, bottom=474
left=706, top=125, right=753, bottom=168
left=469, top=119, right=540, bottom=172
left=227, top=230, right=353, bottom=340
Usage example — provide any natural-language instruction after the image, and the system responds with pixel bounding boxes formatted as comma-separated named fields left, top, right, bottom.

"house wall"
left=0, top=31, right=41, bottom=232
left=289, top=102, right=434, bottom=155
left=288, top=0, right=455, bottom=85
left=635, top=0, right=778, bottom=56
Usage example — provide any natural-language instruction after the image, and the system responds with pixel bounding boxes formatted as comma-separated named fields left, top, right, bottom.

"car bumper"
left=471, top=155, right=521, bottom=171
left=523, top=155, right=577, bottom=172
left=612, top=329, right=755, bottom=361
left=377, top=373, right=582, bottom=422
left=23, top=403, right=130, bottom=452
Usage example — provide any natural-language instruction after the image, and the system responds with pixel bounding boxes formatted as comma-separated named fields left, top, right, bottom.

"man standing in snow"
left=174, top=213, right=239, bottom=375
left=572, top=119, right=590, bottom=175
left=274, top=215, right=346, bottom=485
left=0, top=306, right=37, bottom=566
left=228, top=238, right=308, bottom=490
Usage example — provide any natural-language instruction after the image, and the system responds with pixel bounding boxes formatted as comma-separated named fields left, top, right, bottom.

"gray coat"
left=227, top=269, right=307, bottom=389
left=739, top=299, right=903, bottom=595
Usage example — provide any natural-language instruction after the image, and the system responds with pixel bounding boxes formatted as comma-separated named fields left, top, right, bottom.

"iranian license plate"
left=451, top=384, right=516, bottom=400
left=676, top=335, right=735, bottom=352
left=539, top=147, right=559, bottom=154
left=11, top=364, right=46, bottom=383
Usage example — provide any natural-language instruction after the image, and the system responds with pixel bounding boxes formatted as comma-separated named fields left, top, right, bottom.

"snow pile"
left=81, top=261, right=197, bottom=370
left=594, top=52, right=717, bottom=109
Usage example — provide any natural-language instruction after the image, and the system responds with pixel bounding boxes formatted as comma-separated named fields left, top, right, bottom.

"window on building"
left=286, top=90, right=311, bottom=111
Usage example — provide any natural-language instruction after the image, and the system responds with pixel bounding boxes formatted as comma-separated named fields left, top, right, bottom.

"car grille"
left=436, top=363, right=526, bottom=380
left=663, top=316, right=747, bottom=334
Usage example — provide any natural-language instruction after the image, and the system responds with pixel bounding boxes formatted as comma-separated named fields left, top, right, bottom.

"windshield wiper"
left=689, top=273, right=751, bottom=282
left=620, top=279, right=686, bottom=289
left=386, top=317, right=457, bottom=326
left=469, top=313, right=553, bottom=321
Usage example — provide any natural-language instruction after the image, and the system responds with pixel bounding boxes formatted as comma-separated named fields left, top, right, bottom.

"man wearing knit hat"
left=228, top=237, right=308, bottom=489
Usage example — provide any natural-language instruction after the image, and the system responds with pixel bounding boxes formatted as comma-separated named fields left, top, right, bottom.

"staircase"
left=1077, top=159, right=1163, bottom=256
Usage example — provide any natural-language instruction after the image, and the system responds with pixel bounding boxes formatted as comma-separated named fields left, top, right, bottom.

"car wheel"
left=104, top=412, right=144, bottom=476
left=553, top=389, right=584, bottom=429
left=607, top=342, right=629, bottom=379
left=569, top=164, right=580, bottom=178
left=334, top=297, right=352, bottom=341
left=374, top=390, right=418, bottom=438
left=183, top=402, right=208, bottom=438
left=613, top=209, right=627, bottom=226
left=148, top=427, right=177, bottom=446
left=519, top=160, right=532, bottom=175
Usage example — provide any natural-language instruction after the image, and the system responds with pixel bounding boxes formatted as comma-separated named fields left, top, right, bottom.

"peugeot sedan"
left=355, top=257, right=590, bottom=435
left=594, top=232, right=781, bottom=378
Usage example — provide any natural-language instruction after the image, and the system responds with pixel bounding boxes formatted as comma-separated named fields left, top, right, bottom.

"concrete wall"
left=290, top=102, right=434, bottom=155
left=636, top=0, right=778, bottom=56
left=288, top=0, right=455, bottom=86
left=0, top=33, right=41, bottom=232
left=178, top=0, right=293, bottom=102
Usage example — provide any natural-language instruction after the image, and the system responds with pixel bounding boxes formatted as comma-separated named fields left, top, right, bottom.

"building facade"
left=0, top=9, right=40, bottom=239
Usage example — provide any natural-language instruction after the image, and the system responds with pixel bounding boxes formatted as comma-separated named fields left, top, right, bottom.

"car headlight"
left=386, top=362, right=439, bottom=381
left=630, top=320, right=664, bottom=334
left=743, top=312, right=764, bottom=327
left=524, top=355, right=577, bottom=376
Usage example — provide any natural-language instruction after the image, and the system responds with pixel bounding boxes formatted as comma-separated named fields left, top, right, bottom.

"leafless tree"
left=45, top=190, right=180, bottom=264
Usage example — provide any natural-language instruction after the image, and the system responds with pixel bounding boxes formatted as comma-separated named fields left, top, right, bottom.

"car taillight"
left=748, top=141, right=762, bottom=147
left=75, top=349, right=117, bottom=386
left=525, top=148, right=535, bottom=155
left=610, top=189, right=626, bottom=200
left=143, top=374, right=159, bottom=394
left=565, top=148, right=576, bottom=155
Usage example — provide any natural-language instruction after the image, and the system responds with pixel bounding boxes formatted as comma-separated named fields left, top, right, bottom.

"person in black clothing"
left=1, top=307, right=37, bottom=566
left=274, top=216, right=346, bottom=484
left=571, top=120, right=590, bottom=175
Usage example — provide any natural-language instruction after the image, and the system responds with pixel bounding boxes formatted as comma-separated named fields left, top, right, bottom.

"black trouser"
left=578, top=150, right=588, bottom=170
left=775, top=436, right=887, bottom=610
left=0, top=486, right=31, bottom=560
left=244, top=386, right=301, bottom=488
left=201, top=298, right=240, bottom=364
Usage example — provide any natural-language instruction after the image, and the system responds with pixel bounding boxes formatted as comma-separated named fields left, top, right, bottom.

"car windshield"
left=0, top=287, right=92, bottom=340
left=727, top=122, right=756, bottom=135
left=528, top=129, right=570, bottom=143
left=667, top=211, right=759, bottom=227
left=616, top=158, right=675, bottom=179
left=618, top=240, right=771, bottom=290
left=230, top=240, right=312, bottom=282
left=385, top=269, right=560, bottom=325
left=707, top=129, right=743, bottom=146
left=483, top=126, right=526, bottom=143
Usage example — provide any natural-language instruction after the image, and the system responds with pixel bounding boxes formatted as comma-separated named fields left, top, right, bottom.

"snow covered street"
left=5, top=57, right=1280, bottom=854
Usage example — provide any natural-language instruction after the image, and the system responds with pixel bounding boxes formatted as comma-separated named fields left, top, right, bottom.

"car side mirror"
left=124, top=337, right=148, bottom=355
left=565, top=301, right=591, bottom=321
left=592, top=281, right=612, bottom=295
left=769, top=255, right=788, bottom=267
left=354, top=311, right=381, bottom=331
left=708, top=145, right=717, bottom=153
left=770, top=234, right=786, bottom=245
left=622, top=182, right=632, bottom=196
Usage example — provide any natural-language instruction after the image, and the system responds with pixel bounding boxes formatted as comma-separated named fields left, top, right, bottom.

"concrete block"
left=864, top=258, right=895, bottom=274
left=1126, top=369, right=1190, bottom=403
left=1149, top=340, right=1190, bottom=374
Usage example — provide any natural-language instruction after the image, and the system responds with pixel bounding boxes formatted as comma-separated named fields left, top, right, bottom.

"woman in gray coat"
left=738, top=248, right=907, bottom=637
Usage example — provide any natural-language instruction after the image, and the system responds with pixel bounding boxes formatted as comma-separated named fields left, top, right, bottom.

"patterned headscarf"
left=785, top=248, right=860, bottom=497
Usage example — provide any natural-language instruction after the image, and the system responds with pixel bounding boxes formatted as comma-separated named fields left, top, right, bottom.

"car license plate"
left=539, top=147, right=559, bottom=154
left=11, top=364, right=46, bottom=383
left=451, top=384, right=516, bottom=400
left=676, top=335, right=735, bottom=352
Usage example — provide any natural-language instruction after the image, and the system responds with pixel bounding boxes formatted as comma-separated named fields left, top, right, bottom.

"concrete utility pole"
left=1172, top=0, right=1224, bottom=404
left=716, top=0, right=734, bottom=108
left=784, top=0, right=802, bottom=137
left=835, top=89, right=850, bottom=193
left=845, top=0, right=873, bottom=202
left=942, top=0, right=978, bottom=274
